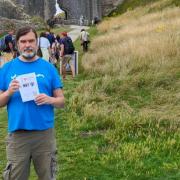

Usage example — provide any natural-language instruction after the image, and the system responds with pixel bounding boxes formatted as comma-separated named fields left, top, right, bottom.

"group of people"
left=0, top=25, right=91, bottom=179
left=0, top=29, right=76, bottom=80
left=0, top=26, right=65, bottom=180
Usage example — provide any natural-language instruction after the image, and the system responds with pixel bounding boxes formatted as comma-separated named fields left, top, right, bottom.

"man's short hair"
left=16, top=26, right=38, bottom=42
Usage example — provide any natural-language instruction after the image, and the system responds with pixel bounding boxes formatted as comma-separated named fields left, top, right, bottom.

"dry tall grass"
left=81, top=6, right=180, bottom=122
left=83, top=7, right=180, bottom=75
left=65, top=3, right=180, bottom=178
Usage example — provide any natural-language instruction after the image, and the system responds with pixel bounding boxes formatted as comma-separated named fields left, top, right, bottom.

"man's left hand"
left=35, top=93, right=53, bottom=105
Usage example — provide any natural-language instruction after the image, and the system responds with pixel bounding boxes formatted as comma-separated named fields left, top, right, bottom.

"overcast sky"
left=55, top=0, right=64, bottom=15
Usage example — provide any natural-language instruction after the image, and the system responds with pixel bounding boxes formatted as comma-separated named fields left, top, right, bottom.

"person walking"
left=0, top=26, right=64, bottom=180
left=80, top=29, right=89, bottom=52
left=39, top=32, right=51, bottom=61
left=60, top=32, right=75, bottom=80
left=79, top=15, right=84, bottom=26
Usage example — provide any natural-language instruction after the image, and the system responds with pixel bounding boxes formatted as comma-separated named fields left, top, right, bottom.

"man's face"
left=17, top=31, right=38, bottom=60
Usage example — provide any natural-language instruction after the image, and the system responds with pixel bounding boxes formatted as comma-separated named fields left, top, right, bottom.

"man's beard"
left=20, top=47, right=36, bottom=60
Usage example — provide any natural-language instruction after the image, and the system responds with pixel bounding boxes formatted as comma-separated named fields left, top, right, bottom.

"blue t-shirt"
left=47, top=33, right=55, bottom=47
left=0, top=57, right=63, bottom=132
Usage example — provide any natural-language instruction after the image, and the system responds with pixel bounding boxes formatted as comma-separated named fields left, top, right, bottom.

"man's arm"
left=51, top=88, right=64, bottom=108
left=0, top=79, right=20, bottom=107
left=35, top=88, right=65, bottom=108
left=0, top=90, right=11, bottom=107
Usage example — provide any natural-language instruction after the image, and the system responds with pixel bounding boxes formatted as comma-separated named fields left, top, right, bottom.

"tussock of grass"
left=66, top=2, right=180, bottom=179
left=1, top=1, right=179, bottom=179
left=109, top=0, right=180, bottom=17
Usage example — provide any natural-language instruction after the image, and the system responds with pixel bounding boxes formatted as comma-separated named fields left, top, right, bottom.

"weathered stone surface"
left=0, top=0, right=124, bottom=29
left=0, top=16, right=32, bottom=33
left=15, top=0, right=56, bottom=20
left=0, top=0, right=56, bottom=20
left=58, top=0, right=124, bottom=22
left=0, top=0, right=29, bottom=20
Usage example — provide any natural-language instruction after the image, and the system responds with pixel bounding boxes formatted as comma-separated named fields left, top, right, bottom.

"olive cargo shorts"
left=3, top=128, right=57, bottom=180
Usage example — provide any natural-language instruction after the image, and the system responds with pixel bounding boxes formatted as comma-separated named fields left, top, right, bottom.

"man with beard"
left=0, top=26, right=64, bottom=180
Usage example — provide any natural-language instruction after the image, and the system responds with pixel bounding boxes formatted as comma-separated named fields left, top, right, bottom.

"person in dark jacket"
left=60, top=32, right=75, bottom=79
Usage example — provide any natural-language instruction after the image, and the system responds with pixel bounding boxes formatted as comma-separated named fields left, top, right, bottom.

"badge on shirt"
left=16, top=72, right=39, bottom=102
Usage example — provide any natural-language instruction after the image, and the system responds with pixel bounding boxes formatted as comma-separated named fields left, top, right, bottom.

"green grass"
left=0, top=2, right=180, bottom=179
left=0, top=108, right=8, bottom=179
left=1, top=80, right=179, bottom=179
left=73, top=26, right=98, bottom=74
left=37, top=26, right=71, bottom=35
left=109, top=0, right=180, bottom=16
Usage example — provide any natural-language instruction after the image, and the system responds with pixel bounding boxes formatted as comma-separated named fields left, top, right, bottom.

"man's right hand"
left=7, top=79, right=20, bottom=96
left=0, top=79, right=20, bottom=107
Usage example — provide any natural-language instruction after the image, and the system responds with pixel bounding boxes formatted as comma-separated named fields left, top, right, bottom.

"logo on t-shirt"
left=11, top=74, right=17, bottom=80
left=36, top=74, right=45, bottom=78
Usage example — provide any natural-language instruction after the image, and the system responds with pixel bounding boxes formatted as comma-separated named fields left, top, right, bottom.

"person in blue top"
left=0, top=26, right=65, bottom=180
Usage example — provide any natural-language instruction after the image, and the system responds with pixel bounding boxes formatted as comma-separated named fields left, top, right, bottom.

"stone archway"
left=57, top=0, right=103, bottom=23
left=58, top=0, right=125, bottom=24
left=59, top=8, right=68, bottom=20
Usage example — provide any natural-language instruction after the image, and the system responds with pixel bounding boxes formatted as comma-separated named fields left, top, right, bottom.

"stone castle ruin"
left=58, top=0, right=124, bottom=24
left=0, top=0, right=124, bottom=30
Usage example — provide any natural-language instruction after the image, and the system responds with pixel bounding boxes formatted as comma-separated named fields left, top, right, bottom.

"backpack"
left=63, top=37, right=75, bottom=55
left=0, top=36, right=6, bottom=51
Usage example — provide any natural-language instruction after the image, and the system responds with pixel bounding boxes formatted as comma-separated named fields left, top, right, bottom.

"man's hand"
left=34, top=89, right=64, bottom=108
left=0, top=79, right=20, bottom=107
left=7, top=79, right=20, bottom=96
left=35, top=93, right=53, bottom=106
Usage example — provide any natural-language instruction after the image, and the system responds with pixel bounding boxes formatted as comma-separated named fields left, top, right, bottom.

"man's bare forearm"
left=0, top=90, right=11, bottom=107
left=50, top=96, right=65, bottom=108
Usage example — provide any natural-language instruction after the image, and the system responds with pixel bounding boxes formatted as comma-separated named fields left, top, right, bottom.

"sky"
left=55, top=0, right=64, bottom=15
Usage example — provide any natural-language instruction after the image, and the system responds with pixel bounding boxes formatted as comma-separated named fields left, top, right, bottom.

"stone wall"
left=0, top=17, right=32, bottom=33
left=0, top=0, right=56, bottom=21
left=0, top=0, right=29, bottom=20
left=58, top=0, right=125, bottom=23
left=15, top=0, right=56, bottom=20
left=58, top=0, right=101, bottom=22
left=0, top=0, right=125, bottom=29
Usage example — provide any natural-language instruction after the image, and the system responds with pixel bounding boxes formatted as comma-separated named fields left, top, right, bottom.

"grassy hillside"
left=0, top=1, right=179, bottom=179
left=65, top=1, right=180, bottom=179
left=109, top=0, right=180, bottom=16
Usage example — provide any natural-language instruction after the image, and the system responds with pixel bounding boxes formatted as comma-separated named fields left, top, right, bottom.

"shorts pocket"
left=3, top=163, right=12, bottom=180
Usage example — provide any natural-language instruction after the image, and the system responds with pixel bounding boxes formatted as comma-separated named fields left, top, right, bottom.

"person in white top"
left=39, top=32, right=51, bottom=61
left=79, top=15, right=84, bottom=26
left=80, top=29, right=89, bottom=52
